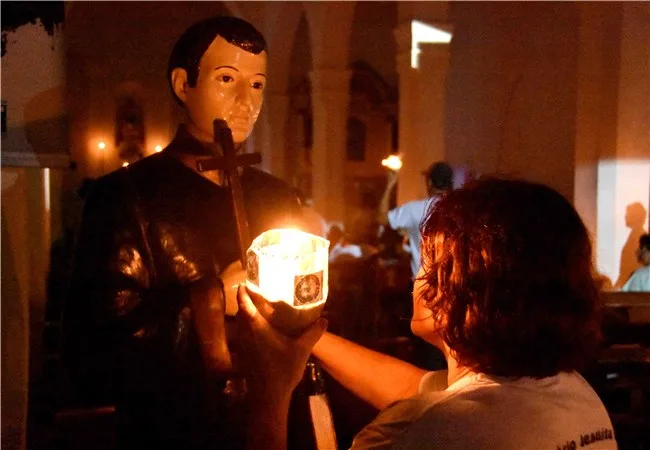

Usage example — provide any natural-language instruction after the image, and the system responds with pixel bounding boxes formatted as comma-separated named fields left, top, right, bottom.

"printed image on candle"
left=246, top=249, right=259, bottom=286
left=294, top=272, right=323, bottom=305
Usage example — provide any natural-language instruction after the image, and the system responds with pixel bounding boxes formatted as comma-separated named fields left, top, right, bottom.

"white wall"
left=1, top=21, right=67, bottom=167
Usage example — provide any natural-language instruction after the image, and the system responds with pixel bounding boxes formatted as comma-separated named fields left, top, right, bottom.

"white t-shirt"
left=351, top=371, right=616, bottom=449
left=621, top=264, right=650, bottom=292
left=387, top=197, right=437, bottom=277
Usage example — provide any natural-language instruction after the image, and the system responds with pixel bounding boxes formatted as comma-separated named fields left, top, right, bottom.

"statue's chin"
left=231, top=132, right=251, bottom=147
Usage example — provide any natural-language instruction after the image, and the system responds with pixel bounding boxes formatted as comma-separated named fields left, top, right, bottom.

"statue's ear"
left=171, top=67, right=189, bottom=104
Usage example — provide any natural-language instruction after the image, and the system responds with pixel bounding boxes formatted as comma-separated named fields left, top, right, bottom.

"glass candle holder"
left=246, top=228, right=330, bottom=336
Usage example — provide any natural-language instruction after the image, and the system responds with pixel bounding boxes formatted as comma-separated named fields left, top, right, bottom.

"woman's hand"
left=235, top=284, right=327, bottom=403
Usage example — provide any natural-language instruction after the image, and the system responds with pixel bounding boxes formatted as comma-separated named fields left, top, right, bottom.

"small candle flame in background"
left=381, top=154, right=403, bottom=171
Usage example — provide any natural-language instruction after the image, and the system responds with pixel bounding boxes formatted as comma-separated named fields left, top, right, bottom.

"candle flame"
left=247, top=228, right=330, bottom=307
left=382, top=154, right=402, bottom=171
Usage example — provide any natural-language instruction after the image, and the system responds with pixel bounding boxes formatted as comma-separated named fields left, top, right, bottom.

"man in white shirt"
left=379, top=162, right=454, bottom=278
left=621, top=233, right=650, bottom=292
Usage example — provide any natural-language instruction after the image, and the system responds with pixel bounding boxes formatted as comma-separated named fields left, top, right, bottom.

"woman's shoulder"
left=350, top=391, right=452, bottom=449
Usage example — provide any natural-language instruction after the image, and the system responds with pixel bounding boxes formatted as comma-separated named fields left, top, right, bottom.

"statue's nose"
left=234, top=81, right=253, bottom=109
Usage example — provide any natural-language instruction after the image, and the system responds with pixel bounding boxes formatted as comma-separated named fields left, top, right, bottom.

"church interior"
left=2, top=1, right=649, bottom=449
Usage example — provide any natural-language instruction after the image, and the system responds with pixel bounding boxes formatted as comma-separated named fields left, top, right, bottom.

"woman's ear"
left=171, top=67, right=189, bottom=104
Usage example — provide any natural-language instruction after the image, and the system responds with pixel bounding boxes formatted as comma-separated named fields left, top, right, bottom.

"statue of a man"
left=63, top=16, right=300, bottom=450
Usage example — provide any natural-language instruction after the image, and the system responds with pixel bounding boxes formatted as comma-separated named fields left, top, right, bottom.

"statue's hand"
left=189, top=277, right=233, bottom=373
left=221, top=260, right=247, bottom=316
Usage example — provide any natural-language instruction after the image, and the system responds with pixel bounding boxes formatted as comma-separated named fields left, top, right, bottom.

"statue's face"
left=180, top=36, right=267, bottom=144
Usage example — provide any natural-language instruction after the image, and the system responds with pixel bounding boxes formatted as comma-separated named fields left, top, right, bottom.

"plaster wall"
left=596, top=2, right=650, bottom=286
left=350, top=2, right=398, bottom=88
left=1, top=21, right=67, bottom=167
left=446, top=2, right=579, bottom=201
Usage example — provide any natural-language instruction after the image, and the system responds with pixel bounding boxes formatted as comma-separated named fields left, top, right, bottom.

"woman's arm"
left=312, top=332, right=427, bottom=409
left=236, top=285, right=327, bottom=450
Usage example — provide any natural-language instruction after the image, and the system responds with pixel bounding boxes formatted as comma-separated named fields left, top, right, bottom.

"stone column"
left=393, top=22, right=451, bottom=205
left=394, top=22, right=425, bottom=204
left=309, top=68, right=351, bottom=221
left=419, top=42, right=451, bottom=170
left=1, top=167, right=51, bottom=450
left=257, top=91, right=291, bottom=179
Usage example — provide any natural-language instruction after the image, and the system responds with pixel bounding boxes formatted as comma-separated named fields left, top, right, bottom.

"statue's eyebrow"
left=214, top=65, right=239, bottom=71
left=214, top=66, right=266, bottom=78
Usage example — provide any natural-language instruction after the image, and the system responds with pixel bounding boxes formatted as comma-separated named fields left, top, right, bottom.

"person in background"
left=621, top=233, right=650, bottom=292
left=615, top=202, right=647, bottom=288
left=236, top=177, right=616, bottom=450
left=327, top=223, right=379, bottom=263
left=378, top=161, right=454, bottom=278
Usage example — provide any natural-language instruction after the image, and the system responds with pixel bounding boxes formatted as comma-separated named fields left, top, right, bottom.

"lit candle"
left=97, top=141, right=107, bottom=175
left=246, top=228, right=330, bottom=336
left=381, top=154, right=402, bottom=171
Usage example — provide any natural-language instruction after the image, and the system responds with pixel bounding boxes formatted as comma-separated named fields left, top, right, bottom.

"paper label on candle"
left=246, top=249, right=259, bottom=286
left=294, top=271, right=323, bottom=306
left=246, top=228, right=329, bottom=306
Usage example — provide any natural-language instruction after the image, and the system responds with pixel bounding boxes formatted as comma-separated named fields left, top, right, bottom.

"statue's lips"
left=229, top=118, right=250, bottom=129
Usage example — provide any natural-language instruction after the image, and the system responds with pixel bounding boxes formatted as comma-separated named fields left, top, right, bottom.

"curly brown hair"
left=419, top=177, right=602, bottom=378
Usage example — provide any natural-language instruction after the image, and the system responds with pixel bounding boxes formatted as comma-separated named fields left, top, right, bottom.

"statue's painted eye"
left=219, top=75, right=234, bottom=83
left=251, top=81, right=264, bottom=90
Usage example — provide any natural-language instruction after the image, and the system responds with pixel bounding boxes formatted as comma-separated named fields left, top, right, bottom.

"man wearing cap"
left=379, top=162, right=454, bottom=278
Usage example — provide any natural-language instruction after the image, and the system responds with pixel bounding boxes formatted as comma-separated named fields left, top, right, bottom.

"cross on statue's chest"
left=197, top=119, right=261, bottom=264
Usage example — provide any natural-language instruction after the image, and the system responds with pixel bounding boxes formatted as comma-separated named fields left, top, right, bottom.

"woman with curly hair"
left=236, top=177, right=616, bottom=449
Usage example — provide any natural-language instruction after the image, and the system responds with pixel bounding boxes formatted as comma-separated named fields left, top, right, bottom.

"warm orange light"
left=382, top=154, right=402, bottom=171
left=122, top=162, right=129, bottom=167
left=98, top=141, right=106, bottom=150
left=155, top=145, right=163, bottom=153
left=246, top=228, right=330, bottom=307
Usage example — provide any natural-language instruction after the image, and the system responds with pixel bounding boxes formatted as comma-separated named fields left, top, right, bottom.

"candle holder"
left=246, top=228, right=330, bottom=337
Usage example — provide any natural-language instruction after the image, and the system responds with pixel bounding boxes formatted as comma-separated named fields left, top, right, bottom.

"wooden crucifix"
left=197, top=118, right=261, bottom=265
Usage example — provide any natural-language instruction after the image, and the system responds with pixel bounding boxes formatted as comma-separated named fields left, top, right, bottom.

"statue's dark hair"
left=167, top=16, right=267, bottom=104
left=418, top=177, right=602, bottom=378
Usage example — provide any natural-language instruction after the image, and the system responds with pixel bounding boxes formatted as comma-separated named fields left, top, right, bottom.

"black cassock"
left=63, top=126, right=311, bottom=450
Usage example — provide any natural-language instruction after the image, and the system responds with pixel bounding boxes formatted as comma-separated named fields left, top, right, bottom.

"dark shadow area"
left=582, top=292, right=650, bottom=449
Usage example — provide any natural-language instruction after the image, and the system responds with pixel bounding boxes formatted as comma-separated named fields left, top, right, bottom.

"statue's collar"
left=166, top=125, right=221, bottom=157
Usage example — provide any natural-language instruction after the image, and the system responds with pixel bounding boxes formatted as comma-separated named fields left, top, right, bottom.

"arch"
left=286, top=13, right=314, bottom=186
left=350, top=61, right=397, bottom=109
left=346, top=118, right=367, bottom=161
